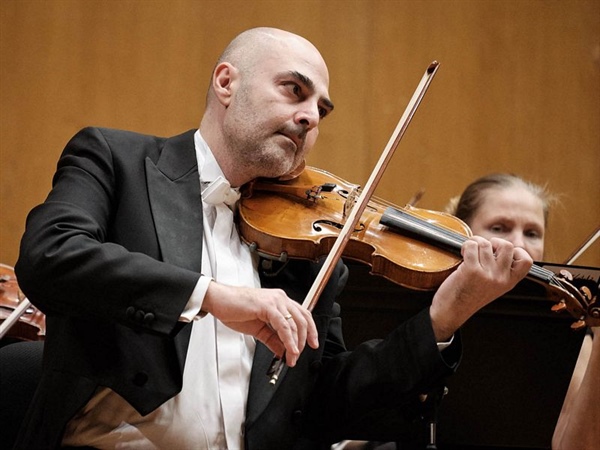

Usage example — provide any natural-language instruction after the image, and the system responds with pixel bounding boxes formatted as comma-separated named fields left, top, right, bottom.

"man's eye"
left=285, top=83, right=301, bottom=97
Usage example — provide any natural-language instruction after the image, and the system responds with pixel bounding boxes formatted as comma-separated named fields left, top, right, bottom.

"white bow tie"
left=202, top=176, right=241, bottom=206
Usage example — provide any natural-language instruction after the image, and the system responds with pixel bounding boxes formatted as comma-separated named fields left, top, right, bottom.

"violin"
left=0, top=263, right=46, bottom=342
left=240, top=166, right=470, bottom=291
left=239, top=166, right=600, bottom=329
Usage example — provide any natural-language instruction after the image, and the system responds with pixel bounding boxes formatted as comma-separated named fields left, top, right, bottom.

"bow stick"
left=268, top=61, right=441, bottom=384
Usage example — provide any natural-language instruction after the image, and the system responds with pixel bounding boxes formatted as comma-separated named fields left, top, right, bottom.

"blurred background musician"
left=448, top=173, right=598, bottom=450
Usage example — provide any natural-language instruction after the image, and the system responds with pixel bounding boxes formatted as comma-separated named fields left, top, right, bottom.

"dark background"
left=338, top=261, right=586, bottom=449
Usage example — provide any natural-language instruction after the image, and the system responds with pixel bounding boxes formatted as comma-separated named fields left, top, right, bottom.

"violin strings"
left=381, top=206, right=565, bottom=285
left=381, top=206, right=467, bottom=253
left=379, top=206, right=594, bottom=318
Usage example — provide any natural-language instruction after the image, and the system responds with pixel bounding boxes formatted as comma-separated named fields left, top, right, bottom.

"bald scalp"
left=205, top=27, right=325, bottom=107
left=217, top=27, right=314, bottom=72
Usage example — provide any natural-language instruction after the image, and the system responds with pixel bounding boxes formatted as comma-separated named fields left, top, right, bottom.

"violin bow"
left=268, top=61, right=441, bottom=384
left=563, top=225, right=600, bottom=266
left=0, top=298, right=33, bottom=340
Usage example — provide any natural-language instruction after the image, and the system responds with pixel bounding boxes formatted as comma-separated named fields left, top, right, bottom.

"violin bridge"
left=305, top=185, right=323, bottom=202
left=305, top=182, right=336, bottom=203
left=343, top=187, right=359, bottom=219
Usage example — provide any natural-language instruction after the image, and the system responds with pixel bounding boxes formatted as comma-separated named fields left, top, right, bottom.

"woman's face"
left=469, top=185, right=546, bottom=261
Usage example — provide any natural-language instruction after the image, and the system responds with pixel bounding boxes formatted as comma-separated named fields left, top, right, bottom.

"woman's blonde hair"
left=446, top=173, right=556, bottom=227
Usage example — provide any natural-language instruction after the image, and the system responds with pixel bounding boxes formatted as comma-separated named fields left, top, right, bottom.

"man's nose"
left=295, top=104, right=320, bottom=130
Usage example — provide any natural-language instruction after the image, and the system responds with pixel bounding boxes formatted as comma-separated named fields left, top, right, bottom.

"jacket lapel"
left=145, top=129, right=203, bottom=272
left=146, top=131, right=290, bottom=424
left=246, top=343, right=289, bottom=425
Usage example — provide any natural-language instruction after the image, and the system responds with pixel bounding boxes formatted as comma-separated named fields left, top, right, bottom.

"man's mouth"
left=277, top=132, right=300, bottom=151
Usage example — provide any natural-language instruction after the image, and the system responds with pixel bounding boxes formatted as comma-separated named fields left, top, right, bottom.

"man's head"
left=200, top=27, right=333, bottom=186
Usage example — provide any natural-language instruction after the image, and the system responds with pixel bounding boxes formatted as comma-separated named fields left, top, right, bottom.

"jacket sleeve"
left=15, top=127, right=200, bottom=336
left=306, top=301, right=461, bottom=443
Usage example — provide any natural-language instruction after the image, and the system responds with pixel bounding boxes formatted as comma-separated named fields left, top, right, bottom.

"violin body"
left=239, top=166, right=471, bottom=291
left=0, top=263, right=46, bottom=342
left=239, top=166, right=599, bottom=328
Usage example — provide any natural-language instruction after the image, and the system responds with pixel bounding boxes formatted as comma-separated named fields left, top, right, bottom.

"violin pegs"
left=570, top=320, right=587, bottom=331
left=551, top=300, right=567, bottom=312
left=559, top=269, right=574, bottom=281
left=580, top=286, right=592, bottom=303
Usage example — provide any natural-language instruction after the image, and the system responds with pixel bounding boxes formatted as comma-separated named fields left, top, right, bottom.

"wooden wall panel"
left=2, top=0, right=598, bottom=269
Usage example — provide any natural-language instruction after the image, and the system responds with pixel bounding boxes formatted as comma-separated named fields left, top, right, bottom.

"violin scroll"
left=550, top=269, right=599, bottom=329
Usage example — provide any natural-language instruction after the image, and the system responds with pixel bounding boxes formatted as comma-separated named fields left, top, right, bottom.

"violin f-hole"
left=313, top=219, right=365, bottom=234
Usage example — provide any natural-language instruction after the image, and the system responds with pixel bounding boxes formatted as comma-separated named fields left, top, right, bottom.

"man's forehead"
left=250, top=38, right=332, bottom=106
left=265, top=37, right=327, bottom=74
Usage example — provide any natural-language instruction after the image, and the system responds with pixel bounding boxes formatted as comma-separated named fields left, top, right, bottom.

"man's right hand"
left=202, top=282, right=319, bottom=367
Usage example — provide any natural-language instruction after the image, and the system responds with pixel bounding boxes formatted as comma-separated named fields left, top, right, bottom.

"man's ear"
left=212, top=62, right=238, bottom=107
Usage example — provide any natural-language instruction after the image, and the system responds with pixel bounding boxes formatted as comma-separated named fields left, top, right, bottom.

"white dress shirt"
left=62, top=131, right=259, bottom=449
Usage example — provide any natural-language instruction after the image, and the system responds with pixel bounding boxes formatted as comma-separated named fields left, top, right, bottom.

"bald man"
left=15, top=28, right=531, bottom=449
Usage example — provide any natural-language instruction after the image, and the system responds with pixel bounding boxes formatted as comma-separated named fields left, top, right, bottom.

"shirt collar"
left=194, top=130, right=225, bottom=183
